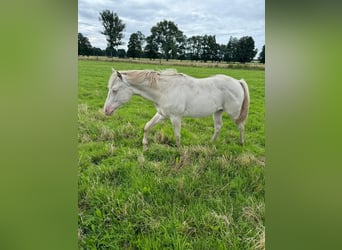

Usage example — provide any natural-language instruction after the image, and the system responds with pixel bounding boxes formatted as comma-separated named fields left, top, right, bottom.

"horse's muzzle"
left=104, top=106, right=115, bottom=116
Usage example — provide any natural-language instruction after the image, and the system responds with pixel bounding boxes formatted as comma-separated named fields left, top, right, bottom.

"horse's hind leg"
left=170, top=116, right=182, bottom=147
left=236, top=121, right=245, bottom=145
left=211, top=110, right=223, bottom=142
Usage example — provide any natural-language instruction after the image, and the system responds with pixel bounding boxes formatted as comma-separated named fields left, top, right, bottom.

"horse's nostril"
left=104, top=107, right=109, bottom=114
left=104, top=106, right=114, bottom=115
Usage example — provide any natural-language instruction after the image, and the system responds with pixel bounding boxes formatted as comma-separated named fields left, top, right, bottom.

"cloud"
left=78, top=0, right=265, bottom=52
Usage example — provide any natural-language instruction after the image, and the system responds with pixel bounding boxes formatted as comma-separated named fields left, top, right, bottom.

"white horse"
left=103, top=69, right=249, bottom=148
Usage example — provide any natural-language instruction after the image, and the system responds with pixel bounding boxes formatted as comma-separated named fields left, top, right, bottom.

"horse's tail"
left=235, top=79, right=250, bottom=125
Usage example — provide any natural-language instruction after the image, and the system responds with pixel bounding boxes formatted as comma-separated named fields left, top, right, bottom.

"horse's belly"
left=184, top=98, right=221, bottom=117
left=183, top=110, right=215, bottom=117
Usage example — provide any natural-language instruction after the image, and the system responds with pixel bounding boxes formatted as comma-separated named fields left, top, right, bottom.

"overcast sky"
left=78, top=0, right=264, bottom=54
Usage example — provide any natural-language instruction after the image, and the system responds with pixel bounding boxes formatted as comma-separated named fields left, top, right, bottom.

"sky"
left=78, top=0, right=265, bottom=54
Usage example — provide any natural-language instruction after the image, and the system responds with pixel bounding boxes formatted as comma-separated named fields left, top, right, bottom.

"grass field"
left=78, top=59, right=265, bottom=249
left=78, top=56, right=265, bottom=70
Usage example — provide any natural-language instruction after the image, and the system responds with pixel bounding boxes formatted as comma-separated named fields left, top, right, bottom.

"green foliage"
left=117, top=49, right=126, bottom=59
left=186, top=35, right=203, bottom=61
left=202, top=35, right=219, bottom=62
left=225, top=36, right=239, bottom=62
left=78, top=60, right=265, bottom=249
left=147, top=20, right=186, bottom=61
left=78, top=33, right=107, bottom=57
left=127, top=31, right=145, bottom=59
left=99, top=10, right=126, bottom=56
left=258, top=45, right=265, bottom=64
left=237, top=36, right=258, bottom=63
left=225, top=36, right=258, bottom=63
left=144, top=35, right=159, bottom=59
left=88, top=16, right=261, bottom=63
left=78, top=33, right=93, bottom=56
left=190, top=35, right=220, bottom=62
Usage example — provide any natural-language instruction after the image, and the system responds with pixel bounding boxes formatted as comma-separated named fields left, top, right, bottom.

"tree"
left=149, top=20, right=185, bottom=61
left=105, top=47, right=117, bottom=57
left=224, top=36, right=239, bottom=62
left=186, top=36, right=203, bottom=61
left=144, top=35, right=159, bottom=59
left=177, top=36, right=187, bottom=60
left=127, top=31, right=145, bottom=59
left=258, top=44, right=265, bottom=64
left=236, top=36, right=258, bottom=63
left=99, top=10, right=126, bottom=57
left=201, top=35, right=219, bottom=62
left=78, top=33, right=93, bottom=56
left=92, top=47, right=105, bottom=56
left=217, top=44, right=227, bottom=62
left=117, top=49, right=126, bottom=58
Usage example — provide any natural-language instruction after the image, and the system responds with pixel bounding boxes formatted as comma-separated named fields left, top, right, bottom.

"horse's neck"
left=131, top=85, right=162, bottom=104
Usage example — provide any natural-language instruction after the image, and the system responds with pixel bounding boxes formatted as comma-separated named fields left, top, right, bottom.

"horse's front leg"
left=170, top=116, right=182, bottom=147
left=211, top=110, right=223, bottom=142
left=142, top=112, right=165, bottom=149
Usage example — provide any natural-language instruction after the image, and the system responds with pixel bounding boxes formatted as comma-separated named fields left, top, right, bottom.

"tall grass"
left=78, top=56, right=265, bottom=70
left=78, top=60, right=265, bottom=249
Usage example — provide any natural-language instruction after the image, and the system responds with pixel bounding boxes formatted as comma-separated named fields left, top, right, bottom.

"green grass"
left=78, top=60, right=265, bottom=249
left=78, top=56, right=265, bottom=70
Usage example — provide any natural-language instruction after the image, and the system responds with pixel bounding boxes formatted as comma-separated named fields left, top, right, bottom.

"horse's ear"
left=112, top=68, right=116, bottom=73
left=117, top=71, right=122, bottom=80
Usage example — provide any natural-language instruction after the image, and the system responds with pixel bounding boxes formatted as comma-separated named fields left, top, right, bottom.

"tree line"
left=78, top=10, right=265, bottom=64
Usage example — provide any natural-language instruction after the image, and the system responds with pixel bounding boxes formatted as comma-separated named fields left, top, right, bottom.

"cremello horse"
left=103, top=69, right=249, bottom=148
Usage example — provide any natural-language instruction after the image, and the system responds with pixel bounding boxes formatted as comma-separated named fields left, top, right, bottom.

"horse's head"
left=103, top=69, right=133, bottom=116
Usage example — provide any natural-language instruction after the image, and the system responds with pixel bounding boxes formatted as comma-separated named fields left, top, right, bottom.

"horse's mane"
left=124, top=69, right=180, bottom=88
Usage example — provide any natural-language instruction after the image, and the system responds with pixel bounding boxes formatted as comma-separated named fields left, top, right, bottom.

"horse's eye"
left=112, top=89, right=117, bottom=94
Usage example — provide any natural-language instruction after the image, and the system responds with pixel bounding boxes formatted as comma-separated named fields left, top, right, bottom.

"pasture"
left=78, top=60, right=265, bottom=249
